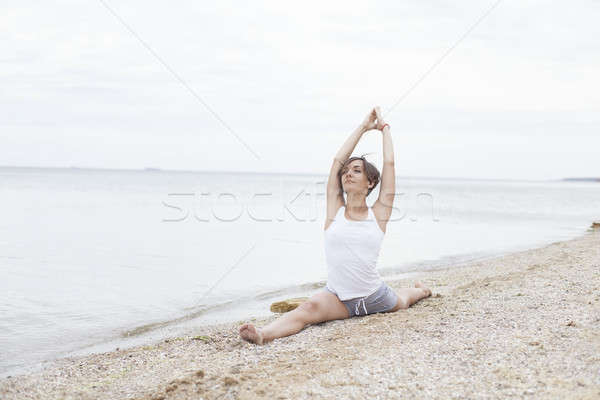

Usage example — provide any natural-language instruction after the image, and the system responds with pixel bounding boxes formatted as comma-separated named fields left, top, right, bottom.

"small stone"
left=165, top=384, right=177, bottom=392
left=223, top=376, right=238, bottom=386
left=195, top=370, right=205, bottom=378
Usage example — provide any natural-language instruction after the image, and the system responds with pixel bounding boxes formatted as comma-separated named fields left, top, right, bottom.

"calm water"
left=1, top=167, right=599, bottom=376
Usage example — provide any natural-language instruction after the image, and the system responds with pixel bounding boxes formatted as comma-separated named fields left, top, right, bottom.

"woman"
left=239, top=106, right=432, bottom=345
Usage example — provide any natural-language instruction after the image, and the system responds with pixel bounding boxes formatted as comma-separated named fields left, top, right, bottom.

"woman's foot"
left=415, top=281, right=432, bottom=297
left=239, top=323, right=264, bottom=345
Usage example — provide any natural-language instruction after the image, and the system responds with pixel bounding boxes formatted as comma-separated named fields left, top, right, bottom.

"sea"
left=1, top=166, right=599, bottom=377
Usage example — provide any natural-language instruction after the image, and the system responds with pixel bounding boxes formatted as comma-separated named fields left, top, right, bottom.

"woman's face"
left=341, top=159, right=371, bottom=195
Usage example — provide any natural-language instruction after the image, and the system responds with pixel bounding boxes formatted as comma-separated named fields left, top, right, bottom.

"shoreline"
left=1, top=236, right=550, bottom=379
left=1, top=232, right=567, bottom=379
left=2, top=228, right=599, bottom=399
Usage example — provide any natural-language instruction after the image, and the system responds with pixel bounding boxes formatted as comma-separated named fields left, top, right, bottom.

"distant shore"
left=4, top=165, right=599, bottom=183
left=2, top=228, right=599, bottom=399
left=562, top=177, right=600, bottom=182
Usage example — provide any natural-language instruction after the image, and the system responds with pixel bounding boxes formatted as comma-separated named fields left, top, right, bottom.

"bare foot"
left=239, top=323, right=264, bottom=345
left=415, top=281, right=432, bottom=297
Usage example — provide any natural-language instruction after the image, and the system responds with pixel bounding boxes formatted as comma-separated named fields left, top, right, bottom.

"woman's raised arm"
left=324, top=108, right=378, bottom=230
left=372, top=106, right=395, bottom=233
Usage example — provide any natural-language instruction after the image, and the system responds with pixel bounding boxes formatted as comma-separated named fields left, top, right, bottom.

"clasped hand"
left=361, top=106, right=387, bottom=132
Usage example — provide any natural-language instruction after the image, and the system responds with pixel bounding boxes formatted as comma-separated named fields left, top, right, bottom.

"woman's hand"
left=374, top=106, right=387, bottom=131
left=360, top=108, right=378, bottom=132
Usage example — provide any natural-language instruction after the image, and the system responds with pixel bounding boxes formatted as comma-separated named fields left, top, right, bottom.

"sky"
left=2, top=0, right=599, bottom=180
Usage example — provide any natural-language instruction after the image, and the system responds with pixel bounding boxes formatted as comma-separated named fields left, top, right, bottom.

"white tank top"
left=324, top=205, right=385, bottom=300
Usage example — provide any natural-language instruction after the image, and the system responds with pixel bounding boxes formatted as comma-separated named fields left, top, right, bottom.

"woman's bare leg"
left=239, top=291, right=349, bottom=344
left=388, top=281, right=432, bottom=312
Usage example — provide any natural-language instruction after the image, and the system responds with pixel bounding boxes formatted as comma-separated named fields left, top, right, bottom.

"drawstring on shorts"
left=355, top=296, right=368, bottom=316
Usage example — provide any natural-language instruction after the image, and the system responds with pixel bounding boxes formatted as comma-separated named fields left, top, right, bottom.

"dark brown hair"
left=337, top=156, right=380, bottom=196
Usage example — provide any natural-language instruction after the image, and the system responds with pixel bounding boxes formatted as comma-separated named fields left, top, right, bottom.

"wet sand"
left=2, top=229, right=599, bottom=399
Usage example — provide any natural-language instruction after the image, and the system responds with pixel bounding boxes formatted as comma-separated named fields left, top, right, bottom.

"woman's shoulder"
left=369, top=204, right=386, bottom=234
left=324, top=204, right=345, bottom=232
left=333, top=205, right=345, bottom=219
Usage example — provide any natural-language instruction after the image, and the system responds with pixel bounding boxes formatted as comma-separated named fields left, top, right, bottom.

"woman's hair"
left=337, top=155, right=380, bottom=196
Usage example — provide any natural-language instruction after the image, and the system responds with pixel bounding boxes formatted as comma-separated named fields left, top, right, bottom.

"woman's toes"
left=239, top=323, right=263, bottom=345
left=415, top=282, right=432, bottom=297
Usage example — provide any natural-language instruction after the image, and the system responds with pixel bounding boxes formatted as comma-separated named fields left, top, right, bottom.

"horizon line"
left=0, top=164, right=595, bottom=183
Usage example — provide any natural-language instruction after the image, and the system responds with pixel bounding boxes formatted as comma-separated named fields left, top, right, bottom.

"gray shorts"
left=324, top=281, right=399, bottom=317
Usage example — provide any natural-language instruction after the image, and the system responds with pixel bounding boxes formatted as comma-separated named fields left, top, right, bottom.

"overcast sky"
left=2, top=0, right=599, bottom=180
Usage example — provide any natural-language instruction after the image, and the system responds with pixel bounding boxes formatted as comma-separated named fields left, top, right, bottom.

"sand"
left=2, top=229, right=599, bottom=399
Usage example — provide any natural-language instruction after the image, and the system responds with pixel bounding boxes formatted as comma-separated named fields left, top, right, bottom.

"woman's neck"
left=345, top=193, right=368, bottom=214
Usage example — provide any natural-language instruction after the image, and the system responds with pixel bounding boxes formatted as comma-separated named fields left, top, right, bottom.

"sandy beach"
left=2, top=227, right=599, bottom=399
